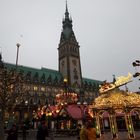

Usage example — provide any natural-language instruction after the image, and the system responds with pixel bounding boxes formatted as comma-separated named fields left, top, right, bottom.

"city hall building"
left=3, top=4, right=102, bottom=124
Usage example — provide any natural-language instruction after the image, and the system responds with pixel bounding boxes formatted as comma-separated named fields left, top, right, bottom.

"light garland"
left=56, top=91, right=78, bottom=104
left=93, top=89, right=140, bottom=110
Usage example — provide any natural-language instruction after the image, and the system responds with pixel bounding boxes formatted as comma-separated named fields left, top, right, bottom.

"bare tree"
left=0, top=54, right=25, bottom=140
left=132, top=60, right=140, bottom=90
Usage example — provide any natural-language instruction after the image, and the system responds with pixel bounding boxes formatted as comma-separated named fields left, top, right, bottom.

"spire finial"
left=65, top=0, right=69, bottom=19
left=66, top=0, right=68, bottom=12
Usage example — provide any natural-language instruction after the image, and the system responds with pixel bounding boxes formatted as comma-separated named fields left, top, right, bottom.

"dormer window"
left=33, top=72, right=39, bottom=83
left=26, top=71, right=31, bottom=82
left=41, top=73, right=46, bottom=84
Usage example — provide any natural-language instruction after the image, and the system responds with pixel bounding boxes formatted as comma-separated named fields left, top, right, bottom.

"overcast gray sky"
left=0, top=0, right=140, bottom=92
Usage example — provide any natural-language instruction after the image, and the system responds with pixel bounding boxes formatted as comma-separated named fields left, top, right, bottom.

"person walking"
left=22, top=124, right=27, bottom=140
left=76, top=124, right=82, bottom=140
left=79, top=124, right=87, bottom=140
left=7, top=124, right=18, bottom=140
left=36, top=121, right=49, bottom=140
left=85, top=122, right=96, bottom=140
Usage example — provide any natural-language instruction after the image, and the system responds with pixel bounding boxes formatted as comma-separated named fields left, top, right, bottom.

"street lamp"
left=16, top=43, right=20, bottom=70
left=46, top=111, right=52, bottom=130
left=63, top=78, right=68, bottom=92
left=63, top=78, right=68, bottom=83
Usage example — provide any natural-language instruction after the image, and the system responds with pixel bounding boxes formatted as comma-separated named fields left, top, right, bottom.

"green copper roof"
left=4, top=63, right=63, bottom=81
left=83, top=77, right=103, bottom=86
left=4, top=62, right=102, bottom=87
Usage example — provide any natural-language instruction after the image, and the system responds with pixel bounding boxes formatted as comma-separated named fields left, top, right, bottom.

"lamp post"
left=63, top=78, right=68, bottom=92
left=46, top=111, right=52, bottom=129
left=25, top=100, right=30, bottom=119
left=16, top=43, right=20, bottom=70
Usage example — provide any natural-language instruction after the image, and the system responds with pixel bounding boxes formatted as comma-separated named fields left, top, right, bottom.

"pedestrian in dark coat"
left=22, top=124, right=27, bottom=140
left=36, top=121, right=49, bottom=140
left=7, top=124, right=18, bottom=140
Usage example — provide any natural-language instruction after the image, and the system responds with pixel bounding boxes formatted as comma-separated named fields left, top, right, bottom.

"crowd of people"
left=6, top=121, right=97, bottom=140
left=36, top=121, right=49, bottom=140
left=6, top=121, right=49, bottom=140
left=6, top=124, right=18, bottom=140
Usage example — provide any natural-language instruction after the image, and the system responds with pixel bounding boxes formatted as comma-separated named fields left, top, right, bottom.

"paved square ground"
left=5, top=130, right=140, bottom=140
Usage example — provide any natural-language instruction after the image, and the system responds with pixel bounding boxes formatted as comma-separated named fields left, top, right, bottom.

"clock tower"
left=58, top=3, right=82, bottom=87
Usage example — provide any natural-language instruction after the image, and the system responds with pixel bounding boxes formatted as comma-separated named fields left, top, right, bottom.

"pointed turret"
left=60, top=1, right=76, bottom=41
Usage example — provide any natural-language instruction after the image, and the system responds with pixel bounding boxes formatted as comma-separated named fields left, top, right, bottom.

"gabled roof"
left=48, top=105, right=58, bottom=118
left=65, top=104, right=83, bottom=119
left=57, top=104, right=82, bottom=119
left=57, top=104, right=89, bottom=120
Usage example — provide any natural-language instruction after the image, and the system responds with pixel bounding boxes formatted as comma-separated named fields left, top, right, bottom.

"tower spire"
left=65, top=0, right=69, bottom=19
left=58, top=2, right=82, bottom=87
left=66, top=0, right=68, bottom=13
